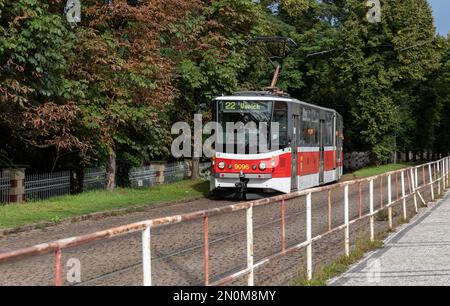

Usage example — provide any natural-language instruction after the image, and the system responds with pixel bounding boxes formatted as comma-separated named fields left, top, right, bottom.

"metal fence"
left=130, top=162, right=211, bottom=188
left=0, top=161, right=211, bottom=203
left=199, top=162, right=211, bottom=180
left=129, top=166, right=158, bottom=188
left=0, top=172, right=10, bottom=204
left=344, top=152, right=371, bottom=171
left=83, top=168, right=106, bottom=191
left=25, top=171, right=71, bottom=201
left=0, top=157, right=449, bottom=286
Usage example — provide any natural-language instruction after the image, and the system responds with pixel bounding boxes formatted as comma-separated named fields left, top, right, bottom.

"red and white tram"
left=210, top=91, right=344, bottom=199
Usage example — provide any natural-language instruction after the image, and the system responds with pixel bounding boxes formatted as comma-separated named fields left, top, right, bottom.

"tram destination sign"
left=221, top=101, right=271, bottom=113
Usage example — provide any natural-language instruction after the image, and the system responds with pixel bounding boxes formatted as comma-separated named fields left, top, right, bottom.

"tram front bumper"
left=215, top=173, right=273, bottom=179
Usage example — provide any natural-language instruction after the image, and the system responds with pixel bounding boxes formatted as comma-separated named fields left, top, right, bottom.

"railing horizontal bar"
left=0, top=158, right=448, bottom=279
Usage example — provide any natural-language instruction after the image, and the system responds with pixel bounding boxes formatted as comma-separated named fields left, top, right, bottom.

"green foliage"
left=0, top=0, right=449, bottom=173
left=276, top=0, right=443, bottom=162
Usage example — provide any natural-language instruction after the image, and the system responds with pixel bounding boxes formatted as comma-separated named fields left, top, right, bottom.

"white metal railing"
left=0, top=157, right=449, bottom=285
left=25, top=171, right=71, bottom=201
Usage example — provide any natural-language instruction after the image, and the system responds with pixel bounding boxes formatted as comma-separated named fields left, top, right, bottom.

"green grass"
left=354, top=163, right=414, bottom=178
left=293, top=239, right=384, bottom=286
left=342, top=163, right=414, bottom=181
left=0, top=180, right=209, bottom=229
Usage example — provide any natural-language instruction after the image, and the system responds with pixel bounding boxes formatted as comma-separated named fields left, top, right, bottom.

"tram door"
left=291, top=115, right=300, bottom=192
left=319, top=119, right=325, bottom=184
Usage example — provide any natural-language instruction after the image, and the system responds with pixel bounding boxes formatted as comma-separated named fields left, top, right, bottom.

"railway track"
left=0, top=169, right=433, bottom=286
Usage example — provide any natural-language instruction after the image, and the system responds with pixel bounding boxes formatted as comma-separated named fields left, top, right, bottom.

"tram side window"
left=311, top=110, right=319, bottom=146
left=325, top=113, right=334, bottom=146
left=272, top=101, right=288, bottom=148
left=301, top=108, right=311, bottom=145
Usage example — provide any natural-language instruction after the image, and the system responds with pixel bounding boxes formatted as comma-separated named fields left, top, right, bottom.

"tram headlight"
left=259, top=162, right=267, bottom=171
left=218, top=162, right=226, bottom=170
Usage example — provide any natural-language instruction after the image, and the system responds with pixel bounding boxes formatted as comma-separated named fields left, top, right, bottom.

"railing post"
left=447, top=157, right=450, bottom=187
left=55, top=248, right=62, bottom=287
left=401, top=171, right=407, bottom=221
left=415, top=167, right=419, bottom=190
left=423, top=166, right=426, bottom=189
left=142, top=226, right=152, bottom=286
left=429, top=164, right=435, bottom=201
left=246, top=205, right=254, bottom=286
left=411, top=169, right=418, bottom=213
left=445, top=159, right=448, bottom=189
left=306, top=193, right=313, bottom=281
left=437, top=161, right=441, bottom=195
left=381, top=176, right=384, bottom=209
left=369, top=179, right=374, bottom=241
left=328, top=190, right=332, bottom=232
left=447, top=157, right=450, bottom=184
left=396, top=172, right=399, bottom=201
left=344, top=185, right=350, bottom=256
left=443, top=160, right=446, bottom=190
left=388, top=174, right=393, bottom=230
left=281, top=200, right=286, bottom=254
left=203, top=216, right=210, bottom=286
left=358, top=182, right=362, bottom=218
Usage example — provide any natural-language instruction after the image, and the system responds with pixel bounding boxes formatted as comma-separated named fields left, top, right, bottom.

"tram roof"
left=215, top=92, right=340, bottom=115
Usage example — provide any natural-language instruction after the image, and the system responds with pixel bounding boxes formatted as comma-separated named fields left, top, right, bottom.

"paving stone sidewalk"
left=330, top=191, right=450, bottom=286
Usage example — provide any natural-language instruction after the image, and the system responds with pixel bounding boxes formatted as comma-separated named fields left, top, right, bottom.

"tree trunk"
left=106, top=150, right=116, bottom=191
left=191, top=157, right=200, bottom=180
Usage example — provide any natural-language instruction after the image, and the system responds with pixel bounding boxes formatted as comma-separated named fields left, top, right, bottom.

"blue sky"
left=428, top=0, right=450, bottom=36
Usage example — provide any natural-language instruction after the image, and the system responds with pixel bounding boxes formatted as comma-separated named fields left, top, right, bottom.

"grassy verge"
left=0, top=180, right=209, bottom=229
left=293, top=239, right=384, bottom=286
left=342, top=163, right=414, bottom=181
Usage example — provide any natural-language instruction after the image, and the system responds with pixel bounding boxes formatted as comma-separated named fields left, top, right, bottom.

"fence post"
left=401, top=171, right=407, bottom=221
left=415, top=167, right=419, bottom=190
left=388, top=174, right=393, bottom=230
left=445, top=159, right=448, bottom=189
left=429, top=164, right=435, bottom=201
left=328, top=190, right=332, bottom=232
left=437, top=161, right=441, bottom=196
left=55, top=248, right=62, bottom=286
left=306, top=192, right=313, bottom=281
left=358, top=182, right=362, bottom=218
left=443, top=160, right=446, bottom=190
left=380, top=176, right=383, bottom=209
left=281, top=200, right=286, bottom=254
left=423, top=166, right=426, bottom=189
left=246, top=205, right=254, bottom=286
left=142, top=226, right=152, bottom=286
left=344, top=185, right=350, bottom=256
left=203, top=216, right=210, bottom=286
left=410, top=169, right=418, bottom=213
left=447, top=158, right=450, bottom=187
left=369, top=179, right=374, bottom=241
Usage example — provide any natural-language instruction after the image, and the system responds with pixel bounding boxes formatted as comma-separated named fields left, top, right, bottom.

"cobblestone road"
left=0, top=168, right=435, bottom=286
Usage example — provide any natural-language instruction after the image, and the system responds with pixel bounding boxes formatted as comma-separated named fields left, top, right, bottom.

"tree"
left=273, top=0, right=441, bottom=163
left=168, top=0, right=277, bottom=178
left=70, top=0, right=202, bottom=189
left=0, top=0, right=87, bottom=169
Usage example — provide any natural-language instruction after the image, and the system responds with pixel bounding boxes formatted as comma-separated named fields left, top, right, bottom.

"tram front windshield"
left=217, top=100, right=277, bottom=154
